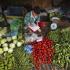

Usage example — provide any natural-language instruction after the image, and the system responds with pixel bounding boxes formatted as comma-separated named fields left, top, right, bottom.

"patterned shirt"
left=24, top=11, right=40, bottom=25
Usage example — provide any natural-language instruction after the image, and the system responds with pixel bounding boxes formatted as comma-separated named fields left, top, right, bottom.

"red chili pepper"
left=31, top=38, right=54, bottom=70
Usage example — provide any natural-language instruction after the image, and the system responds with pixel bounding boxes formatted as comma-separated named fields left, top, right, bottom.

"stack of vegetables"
left=0, top=16, right=70, bottom=70
left=48, top=27, right=70, bottom=69
left=0, top=18, right=33, bottom=70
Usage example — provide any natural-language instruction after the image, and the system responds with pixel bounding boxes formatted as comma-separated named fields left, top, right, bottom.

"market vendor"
left=24, top=7, right=41, bottom=26
left=24, top=6, right=43, bottom=40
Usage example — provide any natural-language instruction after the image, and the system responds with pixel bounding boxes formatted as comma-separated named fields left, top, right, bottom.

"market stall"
left=0, top=0, right=70, bottom=70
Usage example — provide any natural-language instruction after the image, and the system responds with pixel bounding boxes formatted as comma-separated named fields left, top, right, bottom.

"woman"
left=24, top=7, right=41, bottom=26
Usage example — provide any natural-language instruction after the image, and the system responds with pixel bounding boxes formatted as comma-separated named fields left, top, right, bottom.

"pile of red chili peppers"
left=31, top=37, right=54, bottom=70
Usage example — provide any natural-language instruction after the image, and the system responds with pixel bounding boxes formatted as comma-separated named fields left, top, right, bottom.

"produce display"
left=0, top=15, right=70, bottom=70
left=31, top=38, right=54, bottom=70
left=48, top=27, right=70, bottom=69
